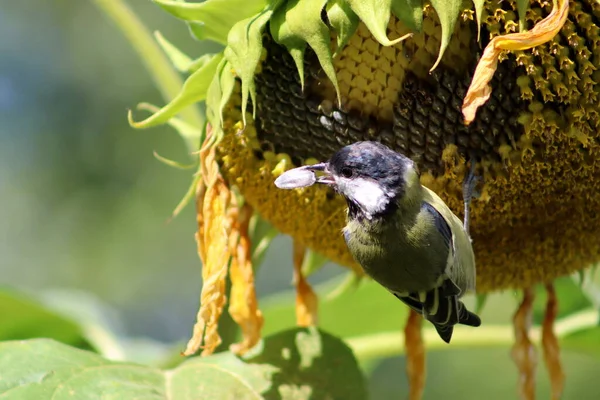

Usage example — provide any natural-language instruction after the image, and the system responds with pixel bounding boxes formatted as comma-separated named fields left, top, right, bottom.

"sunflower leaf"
left=270, top=3, right=307, bottom=89
left=472, top=0, right=485, bottom=41
left=516, top=0, right=529, bottom=32
left=327, top=0, right=359, bottom=55
left=429, top=0, right=463, bottom=71
left=224, top=8, right=275, bottom=126
left=391, top=0, right=423, bottom=33
left=153, top=0, right=267, bottom=45
left=128, top=53, right=223, bottom=129
left=346, top=0, right=413, bottom=47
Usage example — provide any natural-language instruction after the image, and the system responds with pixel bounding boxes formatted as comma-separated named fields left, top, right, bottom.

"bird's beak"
left=305, top=162, right=335, bottom=185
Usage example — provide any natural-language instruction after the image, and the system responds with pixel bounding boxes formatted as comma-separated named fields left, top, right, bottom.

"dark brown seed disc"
left=252, top=31, right=527, bottom=175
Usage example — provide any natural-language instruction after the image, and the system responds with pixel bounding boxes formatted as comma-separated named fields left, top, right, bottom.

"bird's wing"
left=422, top=187, right=477, bottom=293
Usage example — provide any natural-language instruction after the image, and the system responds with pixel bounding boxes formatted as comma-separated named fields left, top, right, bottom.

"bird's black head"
left=306, top=141, right=420, bottom=220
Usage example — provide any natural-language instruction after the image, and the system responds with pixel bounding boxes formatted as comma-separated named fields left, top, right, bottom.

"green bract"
left=130, top=0, right=521, bottom=144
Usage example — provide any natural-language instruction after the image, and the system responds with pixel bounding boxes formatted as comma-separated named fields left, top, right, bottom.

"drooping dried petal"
left=293, top=241, right=319, bottom=327
left=184, top=130, right=233, bottom=357
left=405, top=309, right=425, bottom=400
left=462, top=0, right=569, bottom=124
left=228, top=202, right=264, bottom=355
left=542, top=283, right=564, bottom=400
left=511, top=288, right=537, bottom=400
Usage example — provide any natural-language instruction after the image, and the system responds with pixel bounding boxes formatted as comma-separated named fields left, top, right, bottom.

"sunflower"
left=124, top=0, right=600, bottom=398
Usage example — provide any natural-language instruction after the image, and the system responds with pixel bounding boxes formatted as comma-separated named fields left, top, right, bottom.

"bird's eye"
left=340, top=167, right=353, bottom=178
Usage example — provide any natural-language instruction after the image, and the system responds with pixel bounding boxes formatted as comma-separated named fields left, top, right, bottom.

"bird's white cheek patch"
left=346, top=178, right=390, bottom=216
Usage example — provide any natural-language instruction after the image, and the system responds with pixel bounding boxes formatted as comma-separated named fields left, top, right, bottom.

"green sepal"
left=346, top=0, right=412, bottom=47
left=577, top=269, right=586, bottom=286
left=153, top=0, right=267, bottom=45
left=475, top=293, right=488, bottom=314
left=429, top=0, right=463, bottom=71
left=272, top=0, right=340, bottom=104
left=391, top=0, right=423, bottom=33
left=206, top=58, right=236, bottom=141
left=249, top=214, right=279, bottom=269
left=325, top=271, right=364, bottom=301
left=516, top=0, right=529, bottom=32
left=224, top=7, right=275, bottom=126
left=169, top=170, right=202, bottom=222
left=153, top=151, right=196, bottom=170
left=472, top=0, right=485, bottom=41
left=270, top=3, right=308, bottom=89
left=154, top=30, right=194, bottom=73
left=135, top=102, right=205, bottom=149
left=128, top=52, right=223, bottom=129
left=301, top=249, right=329, bottom=277
left=326, top=0, right=359, bottom=56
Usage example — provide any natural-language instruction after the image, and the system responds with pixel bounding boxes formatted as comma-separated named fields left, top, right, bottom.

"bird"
left=275, top=141, right=481, bottom=343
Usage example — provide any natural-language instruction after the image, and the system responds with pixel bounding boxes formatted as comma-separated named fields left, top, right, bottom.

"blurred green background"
left=1, top=1, right=599, bottom=399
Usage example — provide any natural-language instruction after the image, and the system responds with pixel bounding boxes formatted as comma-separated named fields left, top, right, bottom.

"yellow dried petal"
left=405, top=310, right=425, bottom=400
left=228, top=203, right=264, bottom=355
left=184, top=133, right=232, bottom=357
left=293, top=241, right=318, bottom=327
left=462, top=0, right=569, bottom=125
left=541, top=283, right=564, bottom=400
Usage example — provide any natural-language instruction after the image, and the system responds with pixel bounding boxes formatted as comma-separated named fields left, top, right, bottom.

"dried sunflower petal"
left=183, top=134, right=233, bottom=357
left=293, top=241, right=319, bottom=327
left=227, top=202, right=264, bottom=354
left=462, top=0, right=569, bottom=124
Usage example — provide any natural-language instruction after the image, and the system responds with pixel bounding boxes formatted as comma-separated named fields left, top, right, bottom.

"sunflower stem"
left=92, top=0, right=205, bottom=151
left=347, top=308, right=599, bottom=361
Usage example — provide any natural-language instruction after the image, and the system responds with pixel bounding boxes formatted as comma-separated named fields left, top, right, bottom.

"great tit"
left=275, top=141, right=481, bottom=343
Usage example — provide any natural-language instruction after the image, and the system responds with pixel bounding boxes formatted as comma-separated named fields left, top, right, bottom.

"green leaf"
left=391, top=0, right=423, bottom=32
left=154, top=0, right=267, bottom=45
left=224, top=7, right=274, bottom=125
left=261, top=275, right=409, bottom=338
left=128, top=52, right=223, bottom=130
left=0, top=289, right=90, bottom=350
left=326, top=0, right=359, bottom=56
left=0, top=328, right=366, bottom=400
left=154, top=30, right=193, bottom=73
left=532, top=277, right=592, bottom=324
left=562, top=326, right=600, bottom=356
left=346, top=0, right=413, bottom=47
left=472, top=0, right=484, bottom=41
left=243, top=327, right=367, bottom=399
left=429, top=0, right=462, bottom=71
left=516, top=0, right=529, bottom=32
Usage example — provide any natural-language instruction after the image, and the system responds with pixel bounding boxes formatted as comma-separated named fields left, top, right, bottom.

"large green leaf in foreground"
left=0, top=289, right=90, bottom=349
left=0, top=327, right=367, bottom=400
